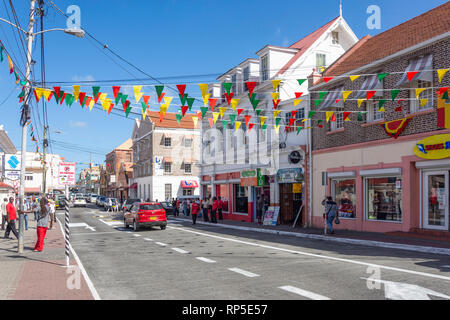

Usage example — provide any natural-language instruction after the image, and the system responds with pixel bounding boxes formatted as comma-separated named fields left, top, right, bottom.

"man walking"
left=1, top=198, right=7, bottom=230
left=171, top=198, right=177, bottom=216
left=217, top=196, right=224, bottom=221
left=202, top=197, right=209, bottom=222
left=4, top=197, right=18, bottom=239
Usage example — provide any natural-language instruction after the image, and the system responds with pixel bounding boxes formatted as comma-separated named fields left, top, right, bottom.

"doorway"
left=279, top=184, right=302, bottom=225
left=423, top=171, right=449, bottom=230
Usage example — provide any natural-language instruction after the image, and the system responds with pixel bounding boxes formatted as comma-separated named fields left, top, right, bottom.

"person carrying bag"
left=322, top=196, right=339, bottom=235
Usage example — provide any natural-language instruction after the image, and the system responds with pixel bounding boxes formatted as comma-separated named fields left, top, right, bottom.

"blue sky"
left=0, top=0, right=446, bottom=172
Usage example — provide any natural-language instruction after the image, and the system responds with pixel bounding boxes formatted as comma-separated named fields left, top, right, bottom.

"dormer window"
left=316, top=53, right=326, bottom=70
left=332, top=31, right=339, bottom=45
left=261, top=55, right=269, bottom=81
left=232, top=74, right=237, bottom=94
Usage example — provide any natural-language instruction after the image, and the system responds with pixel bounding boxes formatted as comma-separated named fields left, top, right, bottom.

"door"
left=280, top=184, right=294, bottom=224
left=423, top=171, right=449, bottom=230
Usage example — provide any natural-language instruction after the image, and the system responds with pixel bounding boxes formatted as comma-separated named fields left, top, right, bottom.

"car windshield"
left=75, top=196, right=84, bottom=200
left=140, top=204, right=162, bottom=211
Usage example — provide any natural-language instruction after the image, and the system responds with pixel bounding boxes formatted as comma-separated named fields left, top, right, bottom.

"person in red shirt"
left=211, top=197, right=218, bottom=224
left=217, top=196, right=224, bottom=221
left=191, top=200, right=200, bottom=225
left=4, top=197, right=18, bottom=240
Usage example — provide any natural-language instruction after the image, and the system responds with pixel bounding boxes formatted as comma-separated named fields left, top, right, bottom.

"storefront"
left=180, top=180, right=199, bottom=196
left=277, top=168, right=304, bottom=225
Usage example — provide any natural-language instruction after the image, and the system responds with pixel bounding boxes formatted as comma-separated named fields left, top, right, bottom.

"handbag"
left=334, top=215, right=340, bottom=225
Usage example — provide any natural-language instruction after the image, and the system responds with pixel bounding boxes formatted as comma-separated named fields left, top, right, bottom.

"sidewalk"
left=170, top=215, right=450, bottom=256
left=0, top=217, right=94, bottom=300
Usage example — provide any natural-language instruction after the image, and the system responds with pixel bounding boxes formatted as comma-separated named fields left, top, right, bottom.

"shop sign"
left=292, top=183, right=302, bottom=193
left=58, top=162, right=76, bottom=186
left=413, top=134, right=450, bottom=160
left=241, top=169, right=265, bottom=187
left=288, top=151, right=303, bottom=164
left=263, top=206, right=280, bottom=226
left=276, top=168, right=303, bottom=183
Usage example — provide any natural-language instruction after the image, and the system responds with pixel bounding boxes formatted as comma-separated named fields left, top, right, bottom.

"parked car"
left=89, top=194, right=98, bottom=203
left=97, top=196, right=106, bottom=207
left=73, top=195, right=87, bottom=208
left=160, top=201, right=173, bottom=215
left=55, top=195, right=68, bottom=209
left=121, top=198, right=141, bottom=213
left=124, top=202, right=167, bottom=231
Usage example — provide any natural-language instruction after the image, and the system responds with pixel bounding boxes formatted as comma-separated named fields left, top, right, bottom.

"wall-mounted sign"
left=241, top=169, right=265, bottom=187
left=413, top=134, right=450, bottom=160
left=288, top=151, right=302, bottom=164
left=293, top=183, right=302, bottom=193
left=276, top=168, right=303, bottom=183
left=3, top=154, right=21, bottom=171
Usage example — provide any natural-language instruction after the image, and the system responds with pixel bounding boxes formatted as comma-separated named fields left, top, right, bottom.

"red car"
left=124, top=202, right=167, bottom=231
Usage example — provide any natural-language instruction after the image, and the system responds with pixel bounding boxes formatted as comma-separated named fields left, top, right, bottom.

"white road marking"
left=279, top=286, right=330, bottom=300
left=68, top=222, right=96, bottom=232
left=228, top=268, right=260, bottom=278
left=196, top=257, right=216, bottom=263
left=167, top=226, right=450, bottom=282
left=172, top=248, right=189, bottom=254
left=71, top=232, right=119, bottom=236
left=144, top=238, right=153, bottom=241
left=155, top=242, right=167, bottom=246
left=99, top=219, right=123, bottom=227
left=56, top=218, right=101, bottom=300
left=133, top=234, right=141, bottom=237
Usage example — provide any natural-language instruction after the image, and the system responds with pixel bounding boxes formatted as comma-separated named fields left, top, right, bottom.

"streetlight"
left=0, top=0, right=85, bottom=253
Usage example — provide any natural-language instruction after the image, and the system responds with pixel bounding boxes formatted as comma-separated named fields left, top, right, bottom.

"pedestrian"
left=1, top=198, right=7, bottom=230
left=217, top=196, right=224, bottom=220
left=171, top=198, right=177, bottom=216
left=182, top=199, right=188, bottom=216
left=23, top=199, right=31, bottom=230
left=256, top=195, right=264, bottom=225
left=202, top=197, right=209, bottom=222
left=191, top=199, right=200, bottom=225
left=322, top=196, right=338, bottom=235
left=48, top=199, right=56, bottom=229
left=32, top=199, right=40, bottom=221
left=34, top=198, right=50, bottom=252
left=4, top=197, right=18, bottom=239
left=211, top=197, right=218, bottom=223
left=106, top=198, right=112, bottom=212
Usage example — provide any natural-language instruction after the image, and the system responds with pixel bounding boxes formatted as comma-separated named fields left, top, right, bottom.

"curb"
left=169, top=217, right=450, bottom=256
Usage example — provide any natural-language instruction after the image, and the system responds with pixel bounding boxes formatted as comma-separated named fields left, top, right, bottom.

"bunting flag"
left=107, top=103, right=115, bottom=115
left=357, top=99, right=365, bottom=108
left=343, top=112, right=351, bottom=122
left=155, top=85, right=164, bottom=103
left=123, top=100, right=130, bottom=112
left=164, top=96, right=173, bottom=107
left=34, top=88, right=44, bottom=103
left=203, top=93, right=211, bottom=107
left=176, top=113, right=182, bottom=124
left=222, top=120, right=228, bottom=128
left=291, top=110, right=298, bottom=118
left=159, top=111, right=165, bottom=122
left=199, top=83, right=208, bottom=97
left=319, top=91, right=328, bottom=99
left=251, top=98, right=260, bottom=110
left=260, top=116, right=267, bottom=126
left=297, top=126, right=302, bottom=135
left=78, top=92, right=87, bottom=107
left=86, top=97, right=93, bottom=111
left=342, top=91, right=352, bottom=102
left=308, top=111, right=316, bottom=118
left=223, top=82, right=232, bottom=95
left=102, top=98, right=110, bottom=111
left=248, top=123, right=255, bottom=131
left=186, top=97, right=195, bottom=111
left=219, top=107, right=227, bottom=118
left=142, top=95, right=151, bottom=107
left=244, top=115, right=251, bottom=127
left=367, top=91, right=376, bottom=100
left=73, top=85, right=80, bottom=101
left=176, top=84, right=186, bottom=97
left=248, top=93, right=256, bottom=102
left=357, top=112, right=365, bottom=122
left=192, top=116, right=199, bottom=128
left=437, top=90, right=450, bottom=128
left=179, top=93, right=188, bottom=106
left=65, top=94, right=74, bottom=107
left=134, top=86, right=143, bottom=103
left=273, top=99, right=281, bottom=109
left=213, top=112, right=220, bottom=124
left=208, top=118, right=214, bottom=128
left=262, top=124, right=267, bottom=132
left=438, top=69, right=449, bottom=83
left=349, top=75, right=360, bottom=82
left=271, top=92, right=279, bottom=101
left=111, top=86, right=120, bottom=100
left=273, top=110, right=282, bottom=118
left=272, top=80, right=281, bottom=91
left=326, top=111, right=333, bottom=123
left=323, top=77, right=334, bottom=83
left=391, top=89, right=400, bottom=102
left=125, top=105, right=132, bottom=117
left=224, top=92, right=234, bottom=105
left=377, top=73, right=389, bottom=82
left=237, top=108, right=244, bottom=116
left=0, top=45, right=3, bottom=61
left=231, top=98, right=239, bottom=112
left=415, top=88, right=426, bottom=100
left=331, top=113, right=336, bottom=122
left=7, top=54, right=13, bottom=73
left=378, top=99, right=387, bottom=111
left=407, top=71, right=419, bottom=82
left=141, top=101, right=148, bottom=113
left=60, top=92, right=67, bottom=105
left=297, top=79, right=306, bottom=86
left=115, top=93, right=123, bottom=105
left=209, top=98, right=217, bottom=111
left=381, top=117, right=412, bottom=139
left=200, top=106, right=208, bottom=118
left=246, top=82, right=257, bottom=96
left=274, top=124, right=280, bottom=134
left=314, top=99, right=322, bottom=107
left=420, top=99, right=429, bottom=107
left=53, top=86, right=61, bottom=98
left=229, top=114, right=236, bottom=125
left=294, top=99, right=302, bottom=107
left=235, top=121, right=242, bottom=131
left=256, top=109, right=262, bottom=116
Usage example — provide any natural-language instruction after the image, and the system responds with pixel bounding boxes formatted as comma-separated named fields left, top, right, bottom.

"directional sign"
left=59, top=162, right=76, bottom=186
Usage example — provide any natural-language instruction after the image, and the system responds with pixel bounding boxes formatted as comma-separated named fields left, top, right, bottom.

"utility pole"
left=42, top=125, right=48, bottom=194
left=18, top=0, right=36, bottom=254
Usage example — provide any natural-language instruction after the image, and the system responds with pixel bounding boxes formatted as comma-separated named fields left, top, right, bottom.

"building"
left=200, top=13, right=358, bottom=224
left=78, top=166, right=101, bottom=194
left=129, top=111, right=200, bottom=201
left=104, top=139, right=133, bottom=201
left=309, top=2, right=450, bottom=233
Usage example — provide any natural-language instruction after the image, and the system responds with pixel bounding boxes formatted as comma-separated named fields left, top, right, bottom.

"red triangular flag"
left=159, top=112, right=164, bottom=122
left=295, top=92, right=303, bottom=99
left=288, top=118, right=295, bottom=127
left=93, top=92, right=101, bottom=104
left=19, top=97, right=23, bottom=103
left=85, top=97, right=92, bottom=109
left=331, top=113, right=336, bottom=122
left=323, top=77, right=334, bottom=83
left=244, top=115, right=251, bottom=126
left=112, top=86, right=121, bottom=99
left=157, top=92, right=165, bottom=104
left=291, top=110, right=297, bottom=118
left=208, top=118, right=214, bottom=128
left=395, top=106, right=403, bottom=112
left=60, top=93, right=67, bottom=105
left=209, top=98, right=217, bottom=111
left=407, top=71, right=419, bottom=82
left=336, top=99, right=341, bottom=103
left=437, top=87, right=450, bottom=96
left=143, top=95, right=151, bottom=106
left=123, top=100, right=130, bottom=112
left=53, top=87, right=61, bottom=98
left=246, top=82, right=257, bottom=96
left=273, top=99, right=281, bottom=109
left=176, top=84, right=186, bottom=98
left=79, top=92, right=86, bottom=106
left=248, top=123, right=254, bottom=131
left=107, top=103, right=114, bottom=115
left=366, top=91, right=376, bottom=100
left=398, top=99, right=405, bottom=104
left=343, top=112, right=351, bottom=121
left=181, top=106, right=188, bottom=117
left=47, top=91, right=53, bottom=102
left=196, top=111, right=202, bottom=119
left=237, top=108, right=244, bottom=116
left=33, top=89, right=40, bottom=103
left=224, top=92, right=234, bottom=105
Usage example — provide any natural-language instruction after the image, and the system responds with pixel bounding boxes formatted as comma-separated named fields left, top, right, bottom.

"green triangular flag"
left=53, top=90, right=60, bottom=104
left=115, top=93, right=123, bottom=105
left=155, top=85, right=164, bottom=100
left=319, top=91, right=328, bottom=99
left=357, top=112, right=364, bottom=122
left=121, top=94, right=128, bottom=105
left=81, top=95, right=88, bottom=107
left=378, top=99, right=387, bottom=110
left=297, top=79, right=306, bottom=86
left=262, top=124, right=267, bottom=132
left=391, top=89, right=400, bottom=102
left=251, top=99, right=260, bottom=110
left=179, top=93, right=188, bottom=106
left=275, top=117, right=282, bottom=126
left=314, top=99, right=322, bottom=107
left=186, top=97, right=195, bottom=111
left=248, top=93, right=256, bottom=101
left=66, top=94, right=74, bottom=107
left=14, top=70, right=19, bottom=82
left=92, top=86, right=100, bottom=98
left=201, top=106, right=208, bottom=118
left=223, top=82, right=232, bottom=95
left=377, top=73, right=389, bottom=82
left=176, top=113, right=182, bottom=124
left=20, top=80, right=26, bottom=86
left=18, top=90, right=25, bottom=98
left=222, top=120, right=228, bottom=128
left=125, top=106, right=132, bottom=117
left=443, top=91, right=449, bottom=100
left=229, top=114, right=236, bottom=125
left=308, top=111, right=316, bottom=118
left=297, top=126, right=302, bottom=135
left=141, top=101, right=147, bottom=113
left=317, top=119, right=323, bottom=124
left=256, top=109, right=262, bottom=116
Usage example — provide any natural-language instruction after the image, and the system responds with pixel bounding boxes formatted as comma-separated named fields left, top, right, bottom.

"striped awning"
left=396, top=54, right=433, bottom=86
left=318, top=87, right=344, bottom=110
left=355, top=75, right=382, bottom=99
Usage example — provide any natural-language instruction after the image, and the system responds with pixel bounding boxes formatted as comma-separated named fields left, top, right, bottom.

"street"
left=58, top=204, right=450, bottom=300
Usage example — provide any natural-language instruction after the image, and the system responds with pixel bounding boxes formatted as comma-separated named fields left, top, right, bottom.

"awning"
left=163, top=133, right=172, bottom=138
left=355, top=75, right=382, bottom=99
left=318, top=87, right=344, bottom=110
left=25, top=187, right=41, bottom=193
left=396, top=54, right=433, bottom=86
left=180, top=180, right=199, bottom=188
left=129, top=183, right=137, bottom=189
left=164, top=157, right=173, bottom=163
left=183, top=157, right=194, bottom=164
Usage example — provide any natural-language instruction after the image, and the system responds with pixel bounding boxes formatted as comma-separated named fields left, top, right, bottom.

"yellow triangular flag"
left=104, top=99, right=111, bottom=112
left=163, top=96, right=173, bottom=107
left=43, top=89, right=52, bottom=101
left=133, top=85, right=143, bottom=103
left=235, top=121, right=241, bottom=131
left=160, top=104, right=169, bottom=115
left=35, top=88, right=45, bottom=100
left=231, top=98, right=239, bottom=112
left=219, top=107, right=227, bottom=118
left=99, top=93, right=107, bottom=105
left=379, top=107, right=385, bottom=112
left=274, top=110, right=282, bottom=118
left=272, top=80, right=281, bottom=92
left=350, top=75, right=361, bottom=82
left=199, top=83, right=209, bottom=97
left=102, top=98, right=108, bottom=110
left=437, top=69, right=449, bottom=83
left=213, top=112, right=219, bottom=124
left=260, top=116, right=267, bottom=127
left=294, top=99, right=302, bottom=107
left=420, top=99, right=429, bottom=107
left=274, top=124, right=280, bottom=134
left=203, top=93, right=211, bottom=107
left=302, top=119, right=309, bottom=123
left=415, top=88, right=426, bottom=100
left=326, top=111, right=333, bottom=123
left=7, top=54, right=13, bottom=72
left=342, top=91, right=352, bottom=102
left=89, top=99, right=95, bottom=111
left=73, top=85, right=80, bottom=101
left=142, top=110, right=146, bottom=120
left=192, top=116, right=198, bottom=128
left=357, top=99, right=365, bottom=108
left=306, top=126, right=313, bottom=130
left=271, top=92, right=279, bottom=101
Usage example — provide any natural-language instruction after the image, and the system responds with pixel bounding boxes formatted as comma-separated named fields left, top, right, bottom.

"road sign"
left=59, top=162, right=76, bottom=186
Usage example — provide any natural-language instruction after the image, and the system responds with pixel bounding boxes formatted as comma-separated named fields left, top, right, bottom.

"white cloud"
left=72, top=75, right=95, bottom=82
left=69, top=121, right=87, bottom=128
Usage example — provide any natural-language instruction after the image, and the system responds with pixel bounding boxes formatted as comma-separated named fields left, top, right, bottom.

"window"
left=364, top=100, right=384, bottom=123
left=243, top=67, right=249, bottom=92
left=164, top=184, right=172, bottom=200
left=261, top=55, right=269, bottom=81
left=330, top=112, right=344, bottom=131
left=184, top=138, right=193, bottom=148
left=366, top=177, right=402, bottom=222
left=164, top=137, right=171, bottom=147
left=184, top=163, right=192, bottom=174
left=410, top=80, right=433, bottom=112
left=234, top=184, right=248, bottom=213
left=332, top=31, right=339, bottom=44
left=295, top=108, right=305, bottom=126
left=217, top=184, right=229, bottom=212
left=183, top=189, right=193, bottom=196
left=25, top=176, right=33, bottom=181
left=316, top=53, right=326, bottom=70
left=332, top=179, right=356, bottom=218
left=232, top=74, right=237, bottom=94
left=164, top=162, right=171, bottom=174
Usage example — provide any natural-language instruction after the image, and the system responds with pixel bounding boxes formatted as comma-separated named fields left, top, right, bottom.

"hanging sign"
left=58, top=162, right=76, bottom=186
left=413, top=134, right=450, bottom=160
left=240, top=169, right=265, bottom=187
left=276, top=168, right=303, bottom=183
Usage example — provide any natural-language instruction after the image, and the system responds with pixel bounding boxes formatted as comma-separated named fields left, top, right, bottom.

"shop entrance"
left=423, top=171, right=449, bottom=231
left=279, top=183, right=302, bottom=225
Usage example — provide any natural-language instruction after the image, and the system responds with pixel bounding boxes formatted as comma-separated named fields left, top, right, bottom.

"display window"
left=217, top=184, right=229, bottom=212
left=332, top=179, right=356, bottom=218
left=234, top=184, right=248, bottom=213
left=366, top=177, right=402, bottom=221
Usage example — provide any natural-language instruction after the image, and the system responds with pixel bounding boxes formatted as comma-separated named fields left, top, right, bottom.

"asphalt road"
left=57, top=204, right=450, bottom=300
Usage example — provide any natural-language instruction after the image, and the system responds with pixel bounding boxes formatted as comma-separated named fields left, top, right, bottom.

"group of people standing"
left=170, top=196, right=225, bottom=225
left=1, top=196, right=55, bottom=252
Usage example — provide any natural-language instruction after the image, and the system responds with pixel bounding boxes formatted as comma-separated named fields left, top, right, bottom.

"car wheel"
left=160, top=225, right=166, bottom=230
left=133, top=220, right=140, bottom=231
